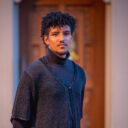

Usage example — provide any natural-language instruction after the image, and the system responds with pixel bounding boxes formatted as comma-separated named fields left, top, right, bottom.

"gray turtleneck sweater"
left=12, top=49, right=75, bottom=128
left=11, top=50, right=86, bottom=128
left=43, top=49, right=75, bottom=87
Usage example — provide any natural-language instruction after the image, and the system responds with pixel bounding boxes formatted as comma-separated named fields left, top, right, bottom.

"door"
left=19, top=0, right=105, bottom=128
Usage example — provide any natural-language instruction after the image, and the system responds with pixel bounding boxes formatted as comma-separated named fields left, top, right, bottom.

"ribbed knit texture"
left=11, top=49, right=86, bottom=128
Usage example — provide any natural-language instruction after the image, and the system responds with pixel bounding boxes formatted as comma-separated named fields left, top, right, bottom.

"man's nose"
left=59, top=33, right=64, bottom=42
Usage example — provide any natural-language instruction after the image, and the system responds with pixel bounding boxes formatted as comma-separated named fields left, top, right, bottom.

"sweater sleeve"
left=12, top=119, right=30, bottom=128
left=11, top=71, right=33, bottom=122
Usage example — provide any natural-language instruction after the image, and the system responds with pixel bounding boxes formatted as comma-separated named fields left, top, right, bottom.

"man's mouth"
left=58, top=43, right=67, bottom=47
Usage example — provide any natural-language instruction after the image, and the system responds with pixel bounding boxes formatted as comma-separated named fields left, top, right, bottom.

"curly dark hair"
left=41, top=11, right=76, bottom=43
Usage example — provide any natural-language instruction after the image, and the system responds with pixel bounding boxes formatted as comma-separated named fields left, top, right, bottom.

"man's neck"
left=45, top=48, right=69, bottom=65
left=54, top=52, right=67, bottom=59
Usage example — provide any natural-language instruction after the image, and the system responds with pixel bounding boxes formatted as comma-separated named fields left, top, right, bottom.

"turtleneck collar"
left=45, top=48, right=70, bottom=65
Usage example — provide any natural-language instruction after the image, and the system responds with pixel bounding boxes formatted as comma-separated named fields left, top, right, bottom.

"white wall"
left=111, top=0, right=128, bottom=128
left=105, top=0, right=128, bottom=128
left=0, top=0, right=13, bottom=127
left=0, top=0, right=19, bottom=127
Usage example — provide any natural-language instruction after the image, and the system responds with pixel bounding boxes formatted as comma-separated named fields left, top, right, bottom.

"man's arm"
left=12, top=119, right=30, bottom=128
left=11, top=71, right=34, bottom=128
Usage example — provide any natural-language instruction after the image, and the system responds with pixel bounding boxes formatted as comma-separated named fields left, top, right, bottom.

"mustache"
left=57, top=43, right=68, bottom=47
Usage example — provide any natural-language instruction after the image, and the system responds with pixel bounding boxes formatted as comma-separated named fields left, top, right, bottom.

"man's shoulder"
left=69, top=59, right=86, bottom=81
left=23, top=58, right=44, bottom=78
left=68, top=59, right=84, bottom=73
left=26, top=59, right=41, bottom=70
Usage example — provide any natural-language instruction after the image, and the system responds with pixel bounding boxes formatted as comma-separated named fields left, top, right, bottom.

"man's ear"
left=44, top=35, right=49, bottom=46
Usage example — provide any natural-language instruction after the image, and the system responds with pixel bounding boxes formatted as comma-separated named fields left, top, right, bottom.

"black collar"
left=45, top=49, right=70, bottom=65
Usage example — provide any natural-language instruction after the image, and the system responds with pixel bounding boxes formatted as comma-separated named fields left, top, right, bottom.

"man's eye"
left=64, top=32, right=70, bottom=35
left=52, top=33, right=58, bottom=36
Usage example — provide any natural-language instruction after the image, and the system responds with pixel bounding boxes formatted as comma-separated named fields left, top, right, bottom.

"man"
left=11, top=11, right=86, bottom=128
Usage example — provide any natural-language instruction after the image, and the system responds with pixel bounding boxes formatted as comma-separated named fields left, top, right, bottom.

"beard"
left=55, top=51, right=68, bottom=56
left=46, top=47, right=69, bottom=58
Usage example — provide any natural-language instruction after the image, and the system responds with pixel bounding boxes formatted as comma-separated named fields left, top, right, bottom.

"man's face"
left=44, top=25, right=73, bottom=57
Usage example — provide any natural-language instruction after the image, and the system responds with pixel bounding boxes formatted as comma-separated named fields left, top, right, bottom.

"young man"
left=11, top=11, right=86, bottom=128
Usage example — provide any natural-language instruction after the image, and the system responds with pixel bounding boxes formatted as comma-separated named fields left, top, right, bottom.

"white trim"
left=12, top=2, right=19, bottom=99
left=105, top=4, right=112, bottom=128
left=13, top=0, right=22, bottom=4
left=103, top=0, right=111, bottom=4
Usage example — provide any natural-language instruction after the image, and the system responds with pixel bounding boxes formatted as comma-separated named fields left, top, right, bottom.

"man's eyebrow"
left=64, top=30, right=71, bottom=32
left=63, top=30, right=71, bottom=33
left=50, top=31, right=59, bottom=33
